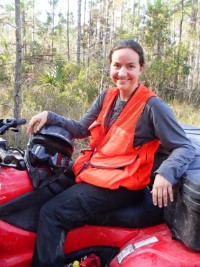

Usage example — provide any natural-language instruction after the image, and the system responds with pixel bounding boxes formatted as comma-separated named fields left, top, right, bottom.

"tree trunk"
left=21, top=9, right=27, bottom=56
left=77, top=0, right=82, bottom=65
left=99, top=0, right=110, bottom=93
left=32, top=0, right=35, bottom=46
left=187, top=0, right=200, bottom=102
left=51, top=0, right=55, bottom=62
left=14, top=0, right=22, bottom=145
left=174, top=0, right=184, bottom=93
left=67, top=0, right=70, bottom=61
left=110, top=0, right=116, bottom=46
left=82, top=0, right=87, bottom=65
left=87, top=1, right=92, bottom=68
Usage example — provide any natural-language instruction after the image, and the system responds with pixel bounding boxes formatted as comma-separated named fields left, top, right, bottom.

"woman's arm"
left=144, top=97, right=196, bottom=207
left=27, top=89, right=108, bottom=138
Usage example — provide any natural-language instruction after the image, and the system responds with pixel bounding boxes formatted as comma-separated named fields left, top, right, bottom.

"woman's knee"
left=39, top=200, right=57, bottom=222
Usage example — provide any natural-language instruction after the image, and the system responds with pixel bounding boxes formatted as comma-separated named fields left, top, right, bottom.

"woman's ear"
left=140, top=64, right=145, bottom=74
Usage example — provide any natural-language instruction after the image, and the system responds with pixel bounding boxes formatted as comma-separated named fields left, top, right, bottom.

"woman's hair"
left=109, top=39, right=145, bottom=67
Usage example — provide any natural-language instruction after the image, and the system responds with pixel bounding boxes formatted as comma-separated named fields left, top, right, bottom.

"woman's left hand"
left=152, top=173, right=173, bottom=208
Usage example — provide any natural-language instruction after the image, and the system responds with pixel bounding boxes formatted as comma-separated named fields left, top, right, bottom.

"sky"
left=34, top=0, right=77, bottom=17
left=0, top=0, right=77, bottom=12
left=0, top=0, right=78, bottom=22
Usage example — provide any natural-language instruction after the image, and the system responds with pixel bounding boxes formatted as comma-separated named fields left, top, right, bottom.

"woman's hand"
left=27, top=111, right=48, bottom=135
left=152, top=173, right=173, bottom=208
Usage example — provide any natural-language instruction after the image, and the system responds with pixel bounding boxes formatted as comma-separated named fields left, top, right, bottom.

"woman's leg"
left=96, top=187, right=164, bottom=228
left=31, top=182, right=144, bottom=267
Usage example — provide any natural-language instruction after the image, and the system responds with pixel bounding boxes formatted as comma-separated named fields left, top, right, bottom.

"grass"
left=169, top=100, right=200, bottom=128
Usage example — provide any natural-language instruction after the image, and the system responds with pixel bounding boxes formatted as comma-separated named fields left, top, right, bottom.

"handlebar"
left=0, top=118, right=27, bottom=135
left=0, top=147, right=11, bottom=163
left=0, top=147, right=26, bottom=170
left=0, top=118, right=27, bottom=170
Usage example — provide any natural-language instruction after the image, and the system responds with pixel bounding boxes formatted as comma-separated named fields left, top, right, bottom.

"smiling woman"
left=110, top=48, right=144, bottom=101
left=26, top=38, right=196, bottom=267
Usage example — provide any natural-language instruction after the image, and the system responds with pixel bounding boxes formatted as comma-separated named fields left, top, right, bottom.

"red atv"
left=0, top=118, right=200, bottom=267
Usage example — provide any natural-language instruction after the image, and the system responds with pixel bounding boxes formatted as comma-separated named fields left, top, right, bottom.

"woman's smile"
left=110, top=48, right=144, bottom=101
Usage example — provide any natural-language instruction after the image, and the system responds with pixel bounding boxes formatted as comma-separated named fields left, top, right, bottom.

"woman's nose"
left=118, top=66, right=127, bottom=76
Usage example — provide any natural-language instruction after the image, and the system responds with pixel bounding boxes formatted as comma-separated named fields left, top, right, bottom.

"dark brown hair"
left=109, top=39, right=145, bottom=67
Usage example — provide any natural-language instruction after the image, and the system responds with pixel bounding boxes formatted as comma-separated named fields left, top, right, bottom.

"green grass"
left=170, top=100, right=200, bottom=128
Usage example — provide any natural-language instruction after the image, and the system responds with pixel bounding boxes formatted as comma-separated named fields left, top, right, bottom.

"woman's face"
left=110, top=48, right=144, bottom=100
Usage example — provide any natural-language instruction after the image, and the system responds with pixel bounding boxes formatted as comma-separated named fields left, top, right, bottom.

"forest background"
left=0, top=0, right=200, bottom=153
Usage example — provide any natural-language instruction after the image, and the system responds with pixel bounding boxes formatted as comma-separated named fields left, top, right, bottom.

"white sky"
left=34, top=0, right=77, bottom=16
left=0, top=0, right=78, bottom=21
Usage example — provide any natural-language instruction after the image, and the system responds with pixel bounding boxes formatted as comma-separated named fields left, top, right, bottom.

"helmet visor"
left=31, top=144, right=70, bottom=168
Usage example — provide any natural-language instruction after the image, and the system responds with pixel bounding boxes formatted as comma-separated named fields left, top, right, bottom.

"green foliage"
left=0, top=38, right=12, bottom=82
left=23, top=57, right=101, bottom=122
left=29, top=41, right=44, bottom=56
left=170, top=100, right=200, bottom=127
left=143, top=43, right=190, bottom=101
left=144, top=0, right=171, bottom=53
left=0, top=55, right=9, bottom=81
left=37, top=59, right=80, bottom=92
left=0, top=0, right=200, bottom=147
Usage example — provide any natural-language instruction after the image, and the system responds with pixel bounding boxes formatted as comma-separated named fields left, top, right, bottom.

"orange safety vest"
left=73, top=84, right=160, bottom=190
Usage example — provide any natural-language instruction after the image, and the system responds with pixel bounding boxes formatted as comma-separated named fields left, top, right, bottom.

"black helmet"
left=25, top=125, right=74, bottom=189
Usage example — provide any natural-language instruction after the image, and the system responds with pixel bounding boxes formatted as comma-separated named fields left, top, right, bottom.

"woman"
left=28, top=39, right=195, bottom=267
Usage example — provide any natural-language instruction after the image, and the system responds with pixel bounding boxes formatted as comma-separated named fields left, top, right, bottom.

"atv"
left=0, top=118, right=200, bottom=267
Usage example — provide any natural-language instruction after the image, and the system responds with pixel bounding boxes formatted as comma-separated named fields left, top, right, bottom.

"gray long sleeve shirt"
left=47, top=88, right=196, bottom=185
